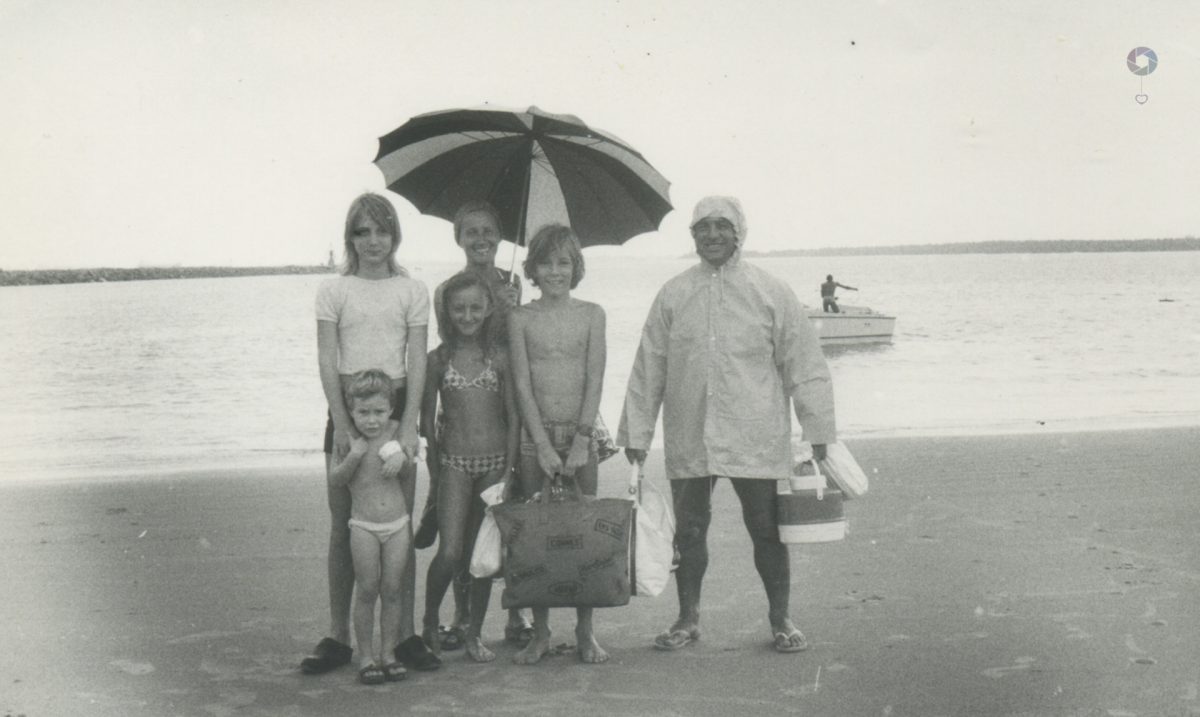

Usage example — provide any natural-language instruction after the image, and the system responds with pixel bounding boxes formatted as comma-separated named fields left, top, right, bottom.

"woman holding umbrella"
left=418, top=200, right=535, bottom=653
left=435, top=200, right=522, bottom=314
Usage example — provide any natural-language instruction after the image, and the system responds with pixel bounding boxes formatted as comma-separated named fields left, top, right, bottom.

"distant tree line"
left=0, top=265, right=333, bottom=287
left=745, top=237, right=1200, bottom=258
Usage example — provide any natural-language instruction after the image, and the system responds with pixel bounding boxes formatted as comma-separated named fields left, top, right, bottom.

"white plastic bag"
left=469, top=510, right=503, bottom=578
left=468, top=481, right=508, bottom=579
left=819, top=442, right=869, bottom=499
left=628, top=462, right=675, bottom=597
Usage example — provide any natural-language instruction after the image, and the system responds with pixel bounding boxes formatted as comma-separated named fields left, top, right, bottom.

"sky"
left=2, top=0, right=1198, bottom=270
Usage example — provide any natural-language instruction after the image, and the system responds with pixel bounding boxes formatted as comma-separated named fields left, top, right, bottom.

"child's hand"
left=564, top=436, right=590, bottom=476
left=536, top=443, right=564, bottom=480
left=380, top=453, right=408, bottom=480
left=347, top=436, right=369, bottom=457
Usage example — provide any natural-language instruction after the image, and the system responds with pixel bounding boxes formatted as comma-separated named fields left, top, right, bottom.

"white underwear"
left=348, top=514, right=411, bottom=545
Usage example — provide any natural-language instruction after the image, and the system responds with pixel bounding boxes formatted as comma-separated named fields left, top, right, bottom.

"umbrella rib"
left=458, top=130, right=520, bottom=142
left=530, top=148, right=556, bottom=177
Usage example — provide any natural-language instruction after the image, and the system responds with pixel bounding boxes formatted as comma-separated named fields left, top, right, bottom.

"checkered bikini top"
left=441, top=358, right=499, bottom=393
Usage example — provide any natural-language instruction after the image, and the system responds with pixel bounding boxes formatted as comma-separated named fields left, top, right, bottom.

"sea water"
left=1, top=251, right=1198, bottom=482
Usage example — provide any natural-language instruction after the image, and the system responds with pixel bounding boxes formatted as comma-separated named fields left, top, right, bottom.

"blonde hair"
left=342, top=193, right=407, bottom=277
left=452, top=200, right=504, bottom=246
left=435, top=271, right=503, bottom=353
left=344, top=368, right=394, bottom=409
left=523, top=224, right=585, bottom=289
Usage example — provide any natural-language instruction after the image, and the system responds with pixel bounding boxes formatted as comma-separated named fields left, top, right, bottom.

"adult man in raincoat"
left=618, top=196, right=837, bottom=654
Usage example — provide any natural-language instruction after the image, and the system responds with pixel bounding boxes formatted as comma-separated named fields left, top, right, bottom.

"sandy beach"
left=4, top=427, right=1199, bottom=717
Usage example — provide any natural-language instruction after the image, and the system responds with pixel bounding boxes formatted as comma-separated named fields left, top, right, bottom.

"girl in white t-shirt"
left=301, top=193, right=440, bottom=675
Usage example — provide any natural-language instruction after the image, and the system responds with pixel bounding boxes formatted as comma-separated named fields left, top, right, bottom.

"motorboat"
left=808, top=304, right=896, bottom=345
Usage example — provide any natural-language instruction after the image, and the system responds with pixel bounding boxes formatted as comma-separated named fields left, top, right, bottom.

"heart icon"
left=1135, top=94, right=1149, bottom=104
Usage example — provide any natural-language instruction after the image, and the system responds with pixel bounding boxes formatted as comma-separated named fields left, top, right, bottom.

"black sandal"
left=358, top=663, right=385, bottom=685
left=300, top=637, right=353, bottom=674
left=439, top=625, right=465, bottom=651
left=394, top=635, right=442, bottom=671
left=505, top=623, right=535, bottom=647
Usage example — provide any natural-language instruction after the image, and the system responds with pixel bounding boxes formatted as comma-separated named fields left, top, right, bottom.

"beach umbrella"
left=372, top=106, right=673, bottom=256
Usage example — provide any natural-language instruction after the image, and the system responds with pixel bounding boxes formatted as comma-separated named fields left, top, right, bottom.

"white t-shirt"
left=315, top=274, right=430, bottom=380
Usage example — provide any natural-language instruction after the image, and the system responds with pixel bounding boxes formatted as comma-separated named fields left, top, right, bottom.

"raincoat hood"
left=690, top=195, right=747, bottom=237
left=691, top=195, right=747, bottom=239
left=690, top=195, right=747, bottom=269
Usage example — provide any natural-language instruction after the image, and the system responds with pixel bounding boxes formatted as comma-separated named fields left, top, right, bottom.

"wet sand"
left=3, top=427, right=1199, bottom=716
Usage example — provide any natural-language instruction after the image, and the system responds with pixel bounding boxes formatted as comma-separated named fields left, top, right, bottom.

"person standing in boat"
left=820, top=275, right=856, bottom=313
left=618, top=195, right=838, bottom=655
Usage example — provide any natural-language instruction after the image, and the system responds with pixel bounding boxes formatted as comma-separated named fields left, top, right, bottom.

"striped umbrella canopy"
left=373, top=106, right=672, bottom=247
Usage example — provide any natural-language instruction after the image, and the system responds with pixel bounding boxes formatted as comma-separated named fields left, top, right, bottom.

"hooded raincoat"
left=617, top=197, right=836, bottom=480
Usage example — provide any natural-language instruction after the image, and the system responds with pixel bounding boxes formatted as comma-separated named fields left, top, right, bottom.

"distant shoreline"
left=6, top=237, right=1198, bottom=286
left=0, top=264, right=334, bottom=287
left=744, top=237, right=1200, bottom=258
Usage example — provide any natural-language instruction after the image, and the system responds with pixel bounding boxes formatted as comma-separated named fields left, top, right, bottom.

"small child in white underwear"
left=329, top=369, right=412, bottom=685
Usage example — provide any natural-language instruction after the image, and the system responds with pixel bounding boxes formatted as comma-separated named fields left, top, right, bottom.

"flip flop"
left=773, top=629, right=809, bottom=653
left=300, top=637, right=353, bottom=674
left=382, top=661, right=407, bottom=682
left=439, top=625, right=465, bottom=651
left=653, top=627, right=700, bottom=651
left=394, top=635, right=442, bottom=671
left=504, top=623, right=535, bottom=647
left=358, top=663, right=385, bottom=685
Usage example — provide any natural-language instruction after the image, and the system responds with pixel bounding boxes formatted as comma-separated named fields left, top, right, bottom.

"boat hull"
left=808, top=305, right=896, bottom=345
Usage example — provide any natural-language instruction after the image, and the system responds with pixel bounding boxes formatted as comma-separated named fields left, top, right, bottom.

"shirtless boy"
left=507, top=224, right=608, bottom=665
left=328, top=369, right=412, bottom=684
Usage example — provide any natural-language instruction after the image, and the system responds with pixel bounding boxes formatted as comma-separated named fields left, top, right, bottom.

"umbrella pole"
left=508, top=236, right=519, bottom=280
left=507, top=156, right=534, bottom=284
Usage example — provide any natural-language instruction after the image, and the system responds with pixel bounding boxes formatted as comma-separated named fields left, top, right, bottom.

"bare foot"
left=512, top=629, right=551, bottom=665
left=576, top=625, right=609, bottom=664
left=465, top=635, right=496, bottom=663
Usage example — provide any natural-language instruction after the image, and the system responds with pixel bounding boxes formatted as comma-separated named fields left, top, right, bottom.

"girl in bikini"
left=419, top=271, right=519, bottom=662
left=418, top=201, right=533, bottom=651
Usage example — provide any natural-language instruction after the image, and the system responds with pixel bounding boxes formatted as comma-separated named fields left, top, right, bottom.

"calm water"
left=2, top=252, right=1198, bottom=482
